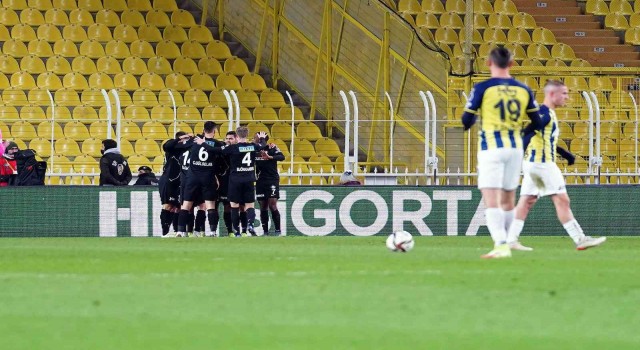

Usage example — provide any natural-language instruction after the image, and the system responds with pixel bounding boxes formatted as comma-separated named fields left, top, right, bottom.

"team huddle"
left=462, top=47, right=606, bottom=259
left=158, top=122, right=285, bottom=238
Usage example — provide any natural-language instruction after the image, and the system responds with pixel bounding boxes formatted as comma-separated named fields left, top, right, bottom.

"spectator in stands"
left=0, top=141, right=19, bottom=187
left=99, top=139, right=132, bottom=186
left=134, top=166, right=159, bottom=186
left=339, top=170, right=361, bottom=186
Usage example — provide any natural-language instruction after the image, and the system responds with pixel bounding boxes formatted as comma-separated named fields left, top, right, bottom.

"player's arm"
left=525, top=88, right=543, bottom=130
left=271, top=148, right=285, bottom=161
left=556, top=146, right=576, bottom=165
left=522, top=112, right=550, bottom=150
left=461, top=87, right=481, bottom=131
left=122, top=162, right=133, bottom=185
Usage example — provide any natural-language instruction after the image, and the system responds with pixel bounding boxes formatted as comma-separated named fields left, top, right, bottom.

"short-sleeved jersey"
left=256, top=146, right=285, bottom=182
left=526, top=105, right=558, bottom=163
left=222, top=142, right=265, bottom=183
left=186, top=137, right=225, bottom=177
left=464, top=77, right=539, bottom=151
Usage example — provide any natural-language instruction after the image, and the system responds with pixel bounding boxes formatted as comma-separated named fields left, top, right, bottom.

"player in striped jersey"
left=461, top=47, right=543, bottom=259
left=507, top=80, right=606, bottom=251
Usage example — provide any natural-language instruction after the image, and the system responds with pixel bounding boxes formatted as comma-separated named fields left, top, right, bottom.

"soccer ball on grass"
left=386, top=231, right=415, bottom=252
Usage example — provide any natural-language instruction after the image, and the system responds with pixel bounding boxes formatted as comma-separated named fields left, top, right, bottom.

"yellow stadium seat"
left=0, top=23, right=9, bottom=41
left=296, top=121, right=323, bottom=141
left=279, top=106, right=305, bottom=122
left=29, top=138, right=52, bottom=157
left=104, top=40, right=129, bottom=59
left=0, top=73, right=9, bottom=89
left=68, top=8, right=93, bottom=25
left=586, top=0, right=609, bottom=15
left=63, top=72, right=89, bottom=90
left=0, top=121, right=10, bottom=138
left=483, top=28, right=507, bottom=45
left=81, top=137, right=103, bottom=156
left=188, top=25, right=213, bottom=44
left=209, top=90, right=228, bottom=107
left=89, top=121, right=115, bottom=139
left=117, top=139, right=134, bottom=157
left=132, top=88, right=157, bottom=108
left=254, top=106, right=278, bottom=124
left=526, top=43, right=551, bottom=61
left=472, top=0, right=492, bottom=14
left=158, top=88, right=183, bottom=105
left=246, top=121, right=269, bottom=134
left=434, top=26, right=458, bottom=45
left=28, top=87, right=52, bottom=107
left=54, top=88, right=81, bottom=106
left=163, top=24, right=188, bottom=43
left=35, top=71, right=62, bottom=89
left=12, top=23, right=37, bottom=42
left=488, top=13, right=512, bottom=30
left=532, top=27, right=557, bottom=45
left=37, top=23, right=62, bottom=43
left=129, top=0, right=151, bottom=11
left=112, top=88, right=133, bottom=107
left=201, top=105, right=228, bottom=122
left=63, top=120, right=90, bottom=141
left=87, top=23, right=112, bottom=43
left=156, top=40, right=181, bottom=59
left=89, top=72, right=114, bottom=89
left=493, top=0, right=518, bottom=15
left=610, top=0, right=633, bottom=14
left=605, top=12, right=629, bottom=30
left=512, top=12, right=536, bottom=29
left=11, top=71, right=36, bottom=89
left=308, top=155, right=333, bottom=173
left=260, top=88, right=287, bottom=108
left=165, top=73, right=190, bottom=91
left=398, top=0, right=420, bottom=14
left=171, top=9, right=196, bottom=28
left=139, top=72, right=166, bottom=91
left=168, top=121, right=193, bottom=136
left=173, top=105, right=199, bottom=122
left=236, top=89, right=261, bottom=108
left=21, top=104, right=47, bottom=121
left=504, top=43, right=526, bottom=61
left=29, top=0, right=53, bottom=10
left=150, top=105, right=175, bottom=123
left=181, top=40, right=207, bottom=59
left=20, top=7, right=45, bottom=26
left=62, top=23, right=88, bottom=43
left=130, top=40, right=156, bottom=58
left=270, top=139, right=290, bottom=158
left=551, top=43, right=576, bottom=60
left=215, top=72, right=241, bottom=90
left=414, top=13, right=439, bottom=29
left=458, top=28, right=483, bottom=46
left=37, top=120, right=63, bottom=139
left=292, top=138, right=316, bottom=159
left=625, top=27, right=640, bottom=45
left=53, top=38, right=79, bottom=57
left=174, top=56, right=199, bottom=75
left=113, top=24, right=138, bottom=43
left=154, top=0, right=178, bottom=11
left=198, top=57, right=223, bottom=75
left=241, top=73, right=267, bottom=92
left=507, top=28, right=532, bottom=45
left=0, top=105, right=19, bottom=120
left=124, top=105, right=150, bottom=121
left=0, top=8, right=19, bottom=26
left=0, top=54, right=20, bottom=74
left=100, top=0, right=126, bottom=11
left=122, top=56, right=147, bottom=75
left=79, top=88, right=104, bottom=107
left=122, top=9, right=145, bottom=27
left=28, top=39, right=54, bottom=57
left=206, top=40, right=232, bottom=59
left=78, top=0, right=102, bottom=11
left=224, top=56, right=249, bottom=76
left=96, top=56, right=122, bottom=75
left=609, top=91, right=635, bottom=109
left=120, top=120, right=143, bottom=140
left=3, top=39, right=28, bottom=58
left=590, top=77, right=614, bottom=92
left=127, top=154, right=150, bottom=170
left=184, top=88, right=209, bottom=108
left=142, top=121, right=169, bottom=140
left=21, top=54, right=46, bottom=74
left=72, top=105, right=100, bottom=122
left=135, top=138, right=161, bottom=157
left=11, top=121, right=37, bottom=140
left=71, top=55, right=97, bottom=75
left=137, top=24, right=163, bottom=42
left=147, top=55, right=173, bottom=76
left=114, top=72, right=140, bottom=90
left=146, top=9, right=171, bottom=28
left=44, top=55, right=69, bottom=75
left=4, top=0, right=27, bottom=9
left=79, top=39, right=105, bottom=59
left=545, top=58, right=567, bottom=67
left=564, top=77, right=589, bottom=92
left=444, top=0, right=465, bottom=14
left=49, top=155, right=74, bottom=174
left=270, top=121, right=293, bottom=141
left=45, top=8, right=69, bottom=25
left=55, top=137, right=82, bottom=156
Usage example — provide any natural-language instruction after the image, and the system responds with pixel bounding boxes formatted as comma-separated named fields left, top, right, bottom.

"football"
left=386, top=231, right=415, bottom=252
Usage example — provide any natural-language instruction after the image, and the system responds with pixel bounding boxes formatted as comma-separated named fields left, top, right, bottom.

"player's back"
left=228, top=142, right=258, bottom=182
left=466, top=77, right=537, bottom=150
left=161, top=139, right=184, bottom=181
left=187, top=137, right=224, bottom=176
left=526, top=104, right=558, bottom=163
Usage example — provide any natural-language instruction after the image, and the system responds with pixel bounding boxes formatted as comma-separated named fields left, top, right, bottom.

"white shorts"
left=520, top=162, right=567, bottom=197
left=477, top=148, right=523, bottom=191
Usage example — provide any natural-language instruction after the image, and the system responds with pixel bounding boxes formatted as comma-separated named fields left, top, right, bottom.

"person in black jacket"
left=255, top=133, right=285, bottom=236
left=134, top=166, right=158, bottom=186
left=99, top=139, right=132, bottom=186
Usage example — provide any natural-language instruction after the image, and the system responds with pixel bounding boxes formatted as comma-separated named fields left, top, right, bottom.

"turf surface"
left=0, top=236, right=638, bottom=349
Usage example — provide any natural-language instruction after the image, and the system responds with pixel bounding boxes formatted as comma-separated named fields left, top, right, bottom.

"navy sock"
left=231, top=208, right=240, bottom=233
left=223, top=211, right=232, bottom=233
left=240, top=211, right=247, bottom=232
left=177, top=210, right=190, bottom=233
left=195, top=210, right=206, bottom=232
left=246, top=208, right=256, bottom=228
left=160, top=209, right=172, bottom=235
left=271, top=209, right=281, bottom=231
left=207, top=209, right=219, bottom=233
left=172, top=211, right=179, bottom=232
left=186, top=212, right=195, bottom=233
left=260, top=209, right=269, bottom=233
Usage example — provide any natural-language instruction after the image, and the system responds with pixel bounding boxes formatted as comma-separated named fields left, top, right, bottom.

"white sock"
left=485, top=208, right=507, bottom=245
left=503, top=209, right=515, bottom=232
left=507, top=219, right=525, bottom=243
left=563, top=219, right=585, bottom=244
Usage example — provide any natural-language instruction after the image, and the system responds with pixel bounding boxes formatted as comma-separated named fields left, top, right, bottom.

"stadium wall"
left=1, top=186, right=636, bottom=237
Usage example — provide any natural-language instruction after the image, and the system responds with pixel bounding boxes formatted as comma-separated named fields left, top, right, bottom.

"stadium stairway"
left=513, top=0, right=640, bottom=67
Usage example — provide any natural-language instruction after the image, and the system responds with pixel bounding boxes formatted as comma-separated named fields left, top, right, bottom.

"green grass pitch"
left=1, top=236, right=639, bottom=349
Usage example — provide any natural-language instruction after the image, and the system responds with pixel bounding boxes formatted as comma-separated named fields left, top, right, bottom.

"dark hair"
left=102, top=139, right=118, bottom=151
left=175, top=131, right=186, bottom=139
left=226, top=131, right=237, bottom=137
left=203, top=121, right=218, bottom=133
left=489, top=46, right=512, bottom=69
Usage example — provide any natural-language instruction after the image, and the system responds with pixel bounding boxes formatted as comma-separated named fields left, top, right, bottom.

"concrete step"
left=514, top=0, right=578, bottom=8
left=533, top=14, right=599, bottom=24
left=557, top=36, right=622, bottom=46
left=537, top=21, right=602, bottom=30
left=579, top=51, right=640, bottom=61
left=570, top=44, right=638, bottom=54
left=518, top=6, right=582, bottom=15
left=553, top=29, right=618, bottom=38
left=589, top=59, right=640, bottom=67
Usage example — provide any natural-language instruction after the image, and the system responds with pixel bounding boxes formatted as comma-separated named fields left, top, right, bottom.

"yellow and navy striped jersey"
left=463, top=78, right=539, bottom=151
left=525, top=105, right=558, bottom=163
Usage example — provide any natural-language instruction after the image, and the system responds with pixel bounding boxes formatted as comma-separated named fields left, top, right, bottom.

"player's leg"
left=228, top=178, right=242, bottom=237
left=506, top=162, right=539, bottom=251
left=160, top=204, right=174, bottom=237
left=239, top=205, right=247, bottom=235
left=194, top=203, right=207, bottom=237
left=203, top=182, right=220, bottom=237
left=268, top=198, right=281, bottom=236
left=259, top=198, right=269, bottom=234
left=177, top=200, right=194, bottom=237
left=242, top=182, right=257, bottom=236
left=223, top=202, right=233, bottom=236
left=477, top=150, right=510, bottom=258
left=551, top=192, right=606, bottom=250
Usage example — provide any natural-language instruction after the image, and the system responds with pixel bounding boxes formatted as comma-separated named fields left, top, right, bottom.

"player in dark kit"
left=255, top=133, right=285, bottom=236
left=176, top=121, right=225, bottom=237
left=159, top=131, right=189, bottom=237
left=198, top=127, right=268, bottom=236
left=215, top=130, right=237, bottom=236
left=177, top=136, right=207, bottom=237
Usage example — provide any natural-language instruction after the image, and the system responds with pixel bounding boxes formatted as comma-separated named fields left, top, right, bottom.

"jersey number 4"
left=242, top=152, right=252, bottom=166
left=494, top=99, right=521, bottom=122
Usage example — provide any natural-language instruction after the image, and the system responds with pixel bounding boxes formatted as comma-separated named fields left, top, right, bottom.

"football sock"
left=240, top=211, right=248, bottom=232
left=223, top=211, right=232, bottom=233
left=246, top=208, right=256, bottom=228
left=207, top=209, right=219, bottom=233
left=160, top=209, right=172, bottom=235
left=270, top=208, right=281, bottom=231
left=172, top=211, right=179, bottom=232
left=503, top=209, right=514, bottom=232
left=231, top=207, right=240, bottom=233
left=195, top=210, right=206, bottom=232
left=485, top=208, right=507, bottom=245
left=260, top=209, right=269, bottom=233
left=177, top=209, right=190, bottom=234
left=506, top=219, right=525, bottom=243
left=186, top=212, right=195, bottom=233
left=563, top=219, right=585, bottom=244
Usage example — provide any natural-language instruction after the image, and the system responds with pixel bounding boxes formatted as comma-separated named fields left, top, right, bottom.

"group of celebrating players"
left=463, top=46, right=607, bottom=258
left=157, top=121, right=285, bottom=238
